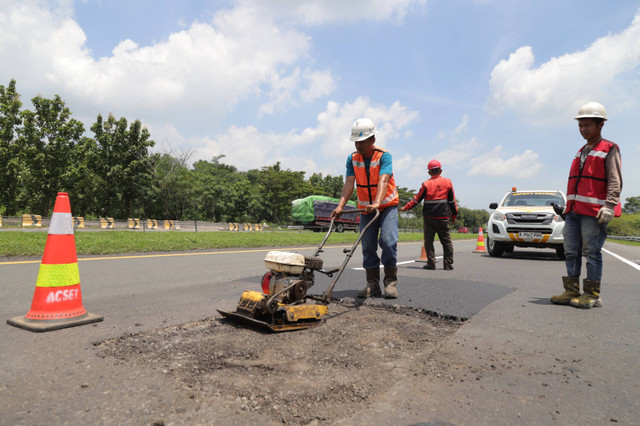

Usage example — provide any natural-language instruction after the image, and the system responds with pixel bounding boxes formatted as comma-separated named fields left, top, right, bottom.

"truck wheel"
left=487, top=235, right=504, bottom=257
left=555, top=245, right=566, bottom=260
left=354, top=225, right=360, bottom=233
left=336, top=223, right=344, bottom=233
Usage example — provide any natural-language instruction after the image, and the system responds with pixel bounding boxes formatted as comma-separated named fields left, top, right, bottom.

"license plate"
left=518, top=232, right=542, bottom=239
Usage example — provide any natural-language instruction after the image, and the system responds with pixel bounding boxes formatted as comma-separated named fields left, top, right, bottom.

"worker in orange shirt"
left=400, top=159, right=457, bottom=270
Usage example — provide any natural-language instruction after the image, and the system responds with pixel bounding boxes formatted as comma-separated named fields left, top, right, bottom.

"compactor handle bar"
left=308, top=208, right=380, bottom=304
left=313, top=208, right=368, bottom=257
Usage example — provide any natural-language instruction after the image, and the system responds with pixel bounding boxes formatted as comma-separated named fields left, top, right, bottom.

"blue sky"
left=1, top=0, right=639, bottom=210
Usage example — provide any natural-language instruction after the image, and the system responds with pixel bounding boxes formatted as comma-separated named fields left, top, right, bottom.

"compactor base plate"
left=217, top=309, right=325, bottom=332
left=217, top=293, right=329, bottom=332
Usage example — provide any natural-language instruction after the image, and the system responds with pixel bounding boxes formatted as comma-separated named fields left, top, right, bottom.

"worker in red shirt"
left=400, top=159, right=457, bottom=270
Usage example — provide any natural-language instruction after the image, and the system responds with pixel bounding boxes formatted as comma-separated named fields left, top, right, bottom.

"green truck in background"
left=291, top=195, right=360, bottom=233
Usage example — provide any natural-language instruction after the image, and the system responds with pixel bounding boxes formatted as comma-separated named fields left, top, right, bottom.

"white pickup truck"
left=486, top=188, right=566, bottom=259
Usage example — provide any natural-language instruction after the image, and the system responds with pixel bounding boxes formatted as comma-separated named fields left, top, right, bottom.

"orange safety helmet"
left=428, top=159, right=442, bottom=170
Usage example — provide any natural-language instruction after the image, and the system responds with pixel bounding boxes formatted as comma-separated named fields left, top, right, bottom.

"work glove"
left=596, top=207, right=614, bottom=224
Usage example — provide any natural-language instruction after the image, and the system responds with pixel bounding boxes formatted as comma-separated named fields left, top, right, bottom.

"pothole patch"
left=96, top=303, right=464, bottom=424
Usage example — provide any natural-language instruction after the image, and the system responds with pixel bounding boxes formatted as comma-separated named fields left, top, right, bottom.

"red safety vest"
left=352, top=148, right=399, bottom=210
left=423, top=176, right=457, bottom=219
left=566, top=139, right=621, bottom=217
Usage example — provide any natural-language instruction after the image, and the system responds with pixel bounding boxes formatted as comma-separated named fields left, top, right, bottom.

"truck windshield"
left=503, top=192, right=564, bottom=207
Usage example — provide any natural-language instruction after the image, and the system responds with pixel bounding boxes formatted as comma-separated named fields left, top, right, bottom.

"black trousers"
left=423, top=217, right=454, bottom=268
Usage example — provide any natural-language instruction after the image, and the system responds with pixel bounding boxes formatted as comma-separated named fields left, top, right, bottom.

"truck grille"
left=506, top=213, right=553, bottom=225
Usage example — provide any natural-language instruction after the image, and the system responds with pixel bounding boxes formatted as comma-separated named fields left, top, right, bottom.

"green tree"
left=189, top=156, right=248, bottom=221
left=90, top=114, right=155, bottom=218
left=18, top=94, right=85, bottom=214
left=66, top=135, right=100, bottom=216
left=308, top=173, right=345, bottom=198
left=397, top=186, right=422, bottom=230
left=248, top=162, right=314, bottom=223
left=0, top=80, right=23, bottom=215
left=456, top=206, right=490, bottom=230
left=622, top=196, right=640, bottom=214
left=145, top=150, right=192, bottom=219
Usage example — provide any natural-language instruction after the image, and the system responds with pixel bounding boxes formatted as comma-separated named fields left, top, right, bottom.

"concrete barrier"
left=100, top=217, right=115, bottom=229
left=21, top=214, right=42, bottom=227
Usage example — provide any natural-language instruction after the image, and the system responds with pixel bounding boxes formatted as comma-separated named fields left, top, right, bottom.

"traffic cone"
left=415, top=242, right=429, bottom=263
left=8, top=192, right=103, bottom=332
left=474, top=227, right=486, bottom=253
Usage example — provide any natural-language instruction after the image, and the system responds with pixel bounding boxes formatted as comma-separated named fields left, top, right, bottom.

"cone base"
left=7, top=312, right=103, bottom=332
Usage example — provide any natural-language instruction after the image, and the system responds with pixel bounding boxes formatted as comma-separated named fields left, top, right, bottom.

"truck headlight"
left=553, top=215, right=564, bottom=223
left=492, top=212, right=506, bottom=221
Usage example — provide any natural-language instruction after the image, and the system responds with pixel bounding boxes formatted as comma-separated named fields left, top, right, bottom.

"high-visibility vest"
left=422, top=176, right=457, bottom=219
left=351, top=148, right=399, bottom=210
left=566, top=139, right=621, bottom=217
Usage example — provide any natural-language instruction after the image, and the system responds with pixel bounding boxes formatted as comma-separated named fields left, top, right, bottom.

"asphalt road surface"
left=1, top=238, right=639, bottom=424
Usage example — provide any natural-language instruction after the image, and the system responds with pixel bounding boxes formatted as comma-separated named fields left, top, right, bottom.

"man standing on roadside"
left=551, top=102, right=622, bottom=309
left=400, top=159, right=457, bottom=270
left=331, top=118, right=400, bottom=299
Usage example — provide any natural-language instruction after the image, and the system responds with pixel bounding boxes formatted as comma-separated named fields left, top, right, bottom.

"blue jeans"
left=563, top=211, right=608, bottom=281
left=360, top=206, right=399, bottom=269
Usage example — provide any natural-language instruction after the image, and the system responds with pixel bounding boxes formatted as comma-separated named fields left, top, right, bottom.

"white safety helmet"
left=574, top=101, right=607, bottom=121
left=350, top=118, right=376, bottom=142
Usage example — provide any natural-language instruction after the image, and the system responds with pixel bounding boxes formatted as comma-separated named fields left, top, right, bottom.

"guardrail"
left=608, top=236, right=640, bottom=242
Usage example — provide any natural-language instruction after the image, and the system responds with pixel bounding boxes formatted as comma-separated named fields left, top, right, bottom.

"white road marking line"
left=353, top=256, right=443, bottom=270
left=603, top=248, right=640, bottom=272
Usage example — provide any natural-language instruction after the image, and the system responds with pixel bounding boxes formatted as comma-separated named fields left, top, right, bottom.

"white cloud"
left=437, top=137, right=480, bottom=168
left=301, top=69, right=336, bottom=102
left=400, top=136, right=481, bottom=183
left=0, top=0, right=331, bottom=123
left=258, top=68, right=302, bottom=116
left=467, top=146, right=542, bottom=178
left=236, top=0, right=427, bottom=25
left=258, top=67, right=337, bottom=115
left=454, top=114, right=469, bottom=134
left=488, top=10, right=640, bottom=124
left=186, top=97, right=419, bottom=176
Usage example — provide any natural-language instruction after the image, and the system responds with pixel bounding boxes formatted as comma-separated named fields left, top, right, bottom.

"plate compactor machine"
left=218, top=209, right=378, bottom=332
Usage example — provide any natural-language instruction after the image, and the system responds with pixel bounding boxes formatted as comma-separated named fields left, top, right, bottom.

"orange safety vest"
left=566, top=139, right=621, bottom=217
left=351, top=148, right=399, bottom=210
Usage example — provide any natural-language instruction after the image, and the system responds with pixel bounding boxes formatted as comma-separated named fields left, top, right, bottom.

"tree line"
left=0, top=79, right=490, bottom=228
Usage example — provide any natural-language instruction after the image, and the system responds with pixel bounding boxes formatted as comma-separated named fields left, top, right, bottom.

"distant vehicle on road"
left=291, top=195, right=360, bottom=233
left=487, top=188, right=566, bottom=259
left=458, top=227, right=469, bottom=233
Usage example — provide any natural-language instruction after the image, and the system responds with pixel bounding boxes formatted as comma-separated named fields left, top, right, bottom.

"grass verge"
left=0, top=230, right=478, bottom=258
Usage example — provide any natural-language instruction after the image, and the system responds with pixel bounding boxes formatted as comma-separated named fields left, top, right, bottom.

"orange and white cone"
left=415, top=242, right=429, bottom=263
left=474, top=227, right=486, bottom=253
left=8, top=192, right=103, bottom=332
